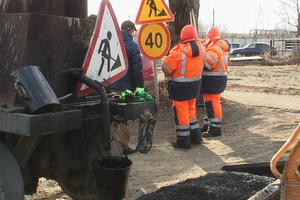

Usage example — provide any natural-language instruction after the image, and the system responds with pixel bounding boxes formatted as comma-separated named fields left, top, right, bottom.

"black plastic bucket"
left=92, top=156, right=132, bottom=200
left=11, top=65, right=62, bottom=113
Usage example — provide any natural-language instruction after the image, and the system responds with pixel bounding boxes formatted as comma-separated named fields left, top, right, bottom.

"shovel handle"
left=270, top=123, right=300, bottom=179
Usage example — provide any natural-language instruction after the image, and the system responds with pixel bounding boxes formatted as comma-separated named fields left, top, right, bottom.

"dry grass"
left=144, top=80, right=172, bottom=110
left=264, top=55, right=300, bottom=66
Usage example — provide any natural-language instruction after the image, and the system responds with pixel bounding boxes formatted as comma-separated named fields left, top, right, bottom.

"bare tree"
left=278, top=0, right=300, bottom=36
left=168, top=0, right=200, bottom=48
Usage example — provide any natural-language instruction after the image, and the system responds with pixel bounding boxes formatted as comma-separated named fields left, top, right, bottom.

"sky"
left=200, top=0, right=283, bottom=33
left=88, top=0, right=283, bottom=34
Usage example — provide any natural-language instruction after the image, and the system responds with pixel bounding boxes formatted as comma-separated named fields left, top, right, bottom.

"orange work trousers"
left=173, top=98, right=200, bottom=137
left=202, top=93, right=222, bottom=128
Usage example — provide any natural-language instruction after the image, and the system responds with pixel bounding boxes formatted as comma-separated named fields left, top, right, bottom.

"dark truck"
left=0, top=0, right=156, bottom=199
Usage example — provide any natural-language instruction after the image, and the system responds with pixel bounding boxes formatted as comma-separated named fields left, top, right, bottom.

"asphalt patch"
left=137, top=171, right=275, bottom=200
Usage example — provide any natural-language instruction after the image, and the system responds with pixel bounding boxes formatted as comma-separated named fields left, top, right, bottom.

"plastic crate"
left=109, top=101, right=156, bottom=121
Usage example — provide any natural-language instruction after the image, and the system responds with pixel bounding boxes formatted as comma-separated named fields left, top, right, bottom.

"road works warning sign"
left=135, top=0, right=174, bottom=24
left=138, top=23, right=170, bottom=60
left=77, top=0, right=128, bottom=97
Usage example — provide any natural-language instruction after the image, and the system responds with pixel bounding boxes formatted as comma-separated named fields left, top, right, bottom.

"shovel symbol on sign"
left=98, top=53, right=122, bottom=75
left=111, top=55, right=121, bottom=71
left=158, top=9, right=167, bottom=16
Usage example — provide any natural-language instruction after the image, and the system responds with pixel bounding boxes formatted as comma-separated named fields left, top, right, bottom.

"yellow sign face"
left=135, top=0, right=174, bottom=24
left=138, top=23, right=170, bottom=60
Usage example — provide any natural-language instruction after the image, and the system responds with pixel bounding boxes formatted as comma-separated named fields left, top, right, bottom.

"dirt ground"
left=25, top=64, right=300, bottom=200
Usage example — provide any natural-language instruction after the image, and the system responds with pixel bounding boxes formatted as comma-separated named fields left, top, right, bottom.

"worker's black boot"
left=190, top=133, right=203, bottom=144
left=173, top=136, right=191, bottom=149
left=190, top=129, right=203, bottom=144
left=203, top=127, right=222, bottom=137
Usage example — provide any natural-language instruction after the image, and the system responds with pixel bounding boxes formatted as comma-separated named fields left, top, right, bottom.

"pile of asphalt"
left=137, top=171, right=275, bottom=200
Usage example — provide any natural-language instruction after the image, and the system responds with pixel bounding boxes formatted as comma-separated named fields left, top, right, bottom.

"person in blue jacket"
left=111, top=20, right=144, bottom=90
left=112, top=20, right=144, bottom=154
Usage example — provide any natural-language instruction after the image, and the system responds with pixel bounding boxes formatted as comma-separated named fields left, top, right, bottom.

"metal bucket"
left=11, top=65, right=62, bottom=114
left=92, top=156, right=132, bottom=200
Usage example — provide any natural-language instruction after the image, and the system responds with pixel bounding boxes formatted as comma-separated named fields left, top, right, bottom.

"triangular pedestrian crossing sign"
left=77, top=0, right=128, bottom=97
left=135, top=0, right=175, bottom=24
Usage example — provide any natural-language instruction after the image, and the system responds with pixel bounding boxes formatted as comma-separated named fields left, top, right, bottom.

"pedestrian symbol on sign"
left=98, top=31, right=122, bottom=76
left=135, top=0, right=174, bottom=24
left=146, top=0, right=167, bottom=18
left=98, top=31, right=112, bottom=75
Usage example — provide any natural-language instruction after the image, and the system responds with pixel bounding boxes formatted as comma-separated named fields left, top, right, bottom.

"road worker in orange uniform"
left=201, top=27, right=229, bottom=137
left=162, top=25, right=206, bottom=149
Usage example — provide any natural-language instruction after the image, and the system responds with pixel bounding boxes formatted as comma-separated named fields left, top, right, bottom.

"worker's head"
left=207, top=27, right=221, bottom=40
left=121, top=20, right=137, bottom=35
left=180, top=25, right=198, bottom=42
left=207, top=27, right=220, bottom=40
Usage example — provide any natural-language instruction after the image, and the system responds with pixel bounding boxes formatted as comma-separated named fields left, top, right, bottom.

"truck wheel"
left=0, top=142, right=24, bottom=200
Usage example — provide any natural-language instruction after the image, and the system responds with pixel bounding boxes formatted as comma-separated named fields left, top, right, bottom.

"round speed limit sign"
left=138, top=23, right=170, bottom=60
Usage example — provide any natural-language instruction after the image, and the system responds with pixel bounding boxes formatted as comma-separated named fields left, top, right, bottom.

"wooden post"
left=153, top=61, right=160, bottom=109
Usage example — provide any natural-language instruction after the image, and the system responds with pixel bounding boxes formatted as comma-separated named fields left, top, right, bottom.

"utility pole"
left=297, top=0, right=300, bottom=36
left=212, top=9, right=215, bottom=27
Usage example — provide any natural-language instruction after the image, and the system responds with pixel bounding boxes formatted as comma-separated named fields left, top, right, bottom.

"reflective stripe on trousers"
left=173, top=99, right=198, bottom=136
left=190, top=118, right=201, bottom=135
left=203, top=93, right=222, bottom=127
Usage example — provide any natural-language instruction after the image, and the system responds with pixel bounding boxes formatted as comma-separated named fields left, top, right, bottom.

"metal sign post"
left=153, top=61, right=160, bottom=108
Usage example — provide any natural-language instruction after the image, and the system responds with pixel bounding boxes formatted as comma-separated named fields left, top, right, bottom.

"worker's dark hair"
left=121, top=20, right=137, bottom=31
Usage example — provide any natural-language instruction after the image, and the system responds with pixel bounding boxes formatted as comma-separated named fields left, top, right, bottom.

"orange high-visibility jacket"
left=162, top=40, right=205, bottom=101
left=202, top=38, right=229, bottom=94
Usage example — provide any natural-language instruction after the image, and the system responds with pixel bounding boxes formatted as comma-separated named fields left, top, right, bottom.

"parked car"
left=230, top=42, right=277, bottom=57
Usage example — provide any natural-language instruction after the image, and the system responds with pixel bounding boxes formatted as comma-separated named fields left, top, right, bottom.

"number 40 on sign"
left=138, top=23, right=170, bottom=60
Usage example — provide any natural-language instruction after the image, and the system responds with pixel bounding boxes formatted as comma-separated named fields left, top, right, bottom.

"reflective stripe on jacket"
left=162, top=40, right=206, bottom=101
left=202, top=38, right=229, bottom=94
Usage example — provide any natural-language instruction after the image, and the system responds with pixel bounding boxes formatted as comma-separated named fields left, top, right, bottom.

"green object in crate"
left=120, top=89, right=136, bottom=103
left=135, top=88, right=154, bottom=101
left=120, top=88, right=154, bottom=103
